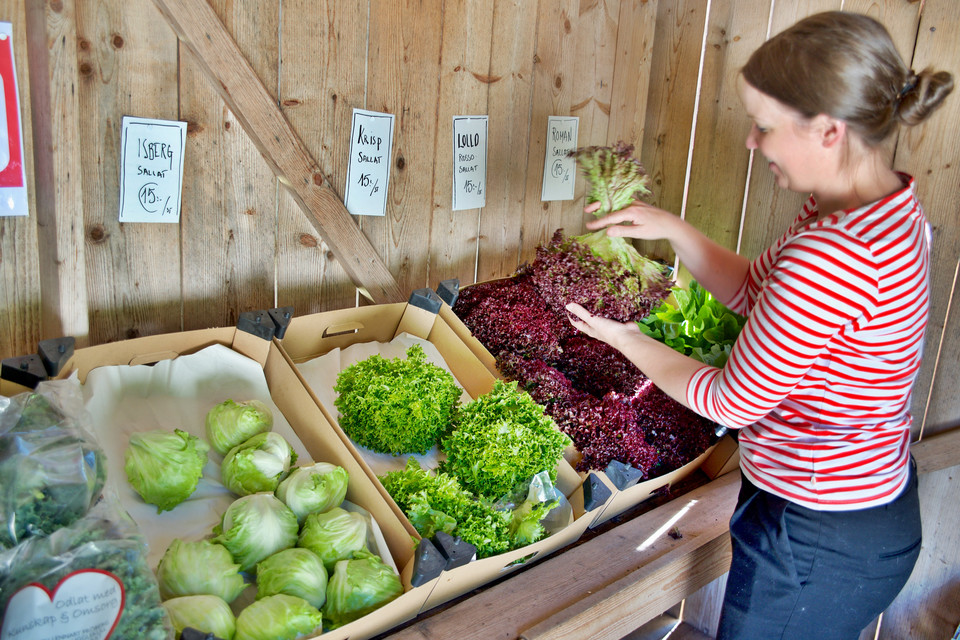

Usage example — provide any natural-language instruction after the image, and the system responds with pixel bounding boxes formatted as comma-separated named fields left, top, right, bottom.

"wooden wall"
left=1, top=0, right=957, bottom=637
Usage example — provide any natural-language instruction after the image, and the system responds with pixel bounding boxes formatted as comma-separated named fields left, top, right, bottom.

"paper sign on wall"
left=452, top=115, right=487, bottom=211
left=118, top=116, right=186, bottom=223
left=0, top=23, right=28, bottom=217
left=540, top=116, right=579, bottom=202
left=345, top=109, right=394, bottom=217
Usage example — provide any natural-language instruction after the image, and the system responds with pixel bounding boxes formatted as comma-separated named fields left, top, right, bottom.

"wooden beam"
left=24, top=0, right=89, bottom=344
left=151, top=0, right=404, bottom=304
left=913, top=426, right=960, bottom=475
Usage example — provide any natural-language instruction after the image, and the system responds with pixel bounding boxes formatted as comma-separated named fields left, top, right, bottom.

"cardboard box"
left=437, top=282, right=740, bottom=528
left=51, top=325, right=430, bottom=640
left=275, top=294, right=605, bottom=613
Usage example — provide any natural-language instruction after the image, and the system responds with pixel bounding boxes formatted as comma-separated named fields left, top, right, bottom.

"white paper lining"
left=80, top=344, right=394, bottom=573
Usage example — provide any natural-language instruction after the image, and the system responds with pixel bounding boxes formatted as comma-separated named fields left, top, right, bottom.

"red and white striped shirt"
left=687, top=173, right=929, bottom=510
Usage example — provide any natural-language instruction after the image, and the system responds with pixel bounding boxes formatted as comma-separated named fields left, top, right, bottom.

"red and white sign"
left=0, top=22, right=28, bottom=216
left=1, top=570, right=125, bottom=640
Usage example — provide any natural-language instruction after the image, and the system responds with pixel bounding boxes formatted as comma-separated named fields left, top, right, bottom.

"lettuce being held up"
left=524, top=141, right=671, bottom=323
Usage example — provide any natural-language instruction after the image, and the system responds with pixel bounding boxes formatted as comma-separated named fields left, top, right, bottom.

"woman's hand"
left=565, top=302, right=644, bottom=352
left=583, top=200, right=679, bottom=242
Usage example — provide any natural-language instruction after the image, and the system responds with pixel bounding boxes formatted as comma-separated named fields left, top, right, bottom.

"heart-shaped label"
left=1, top=570, right=125, bottom=640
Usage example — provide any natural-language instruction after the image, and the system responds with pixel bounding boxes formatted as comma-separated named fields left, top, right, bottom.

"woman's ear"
left=815, top=114, right=846, bottom=148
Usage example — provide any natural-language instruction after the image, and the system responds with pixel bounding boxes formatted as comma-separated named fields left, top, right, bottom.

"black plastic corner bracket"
left=436, top=278, right=460, bottom=307
left=38, top=336, right=75, bottom=377
left=604, top=460, right=644, bottom=490
left=267, top=306, right=294, bottom=339
left=408, top=287, right=443, bottom=314
left=237, top=310, right=275, bottom=341
left=582, top=472, right=613, bottom=511
left=1, top=354, right=48, bottom=389
left=434, top=531, right=476, bottom=570
left=180, top=629, right=225, bottom=640
left=410, top=537, right=446, bottom=587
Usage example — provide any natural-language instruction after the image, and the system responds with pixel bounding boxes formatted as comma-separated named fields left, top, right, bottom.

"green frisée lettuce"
left=156, top=538, right=246, bottom=603
left=297, top=506, right=369, bottom=571
left=381, top=458, right=541, bottom=559
left=206, top=399, right=274, bottom=457
left=221, top=431, right=297, bottom=496
left=333, top=343, right=462, bottom=454
left=256, top=547, right=328, bottom=610
left=213, top=493, right=299, bottom=572
left=234, top=593, right=323, bottom=640
left=441, top=380, right=571, bottom=500
left=323, top=550, right=402, bottom=630
left=637, top=280, right=746, bottom=367
left=124, top=428, right=209, bottom=512
left=162, top=594, right=237, bottom=640
left=275, top=462, right=349, bottom=524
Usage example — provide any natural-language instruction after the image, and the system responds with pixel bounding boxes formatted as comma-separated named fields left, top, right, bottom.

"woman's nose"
left=745, top=127, right=758, bottom=150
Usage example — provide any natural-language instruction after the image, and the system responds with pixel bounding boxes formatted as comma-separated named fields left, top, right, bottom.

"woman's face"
left=738, top=77, right=831, bottom=194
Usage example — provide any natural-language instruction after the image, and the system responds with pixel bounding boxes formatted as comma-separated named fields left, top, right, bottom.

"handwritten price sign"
left=119, top=116, right=186, bottom=223
left=540, top=116, right=578, bottom=202
left=345, top=109, right=394, bottom=217
left=452, top=116, right=487, bottom=211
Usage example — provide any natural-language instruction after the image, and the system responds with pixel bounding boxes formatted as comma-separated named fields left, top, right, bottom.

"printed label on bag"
left=1, top=570, right=125, bottom=640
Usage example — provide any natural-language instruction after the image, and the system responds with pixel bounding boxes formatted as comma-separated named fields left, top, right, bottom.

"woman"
left=565, top=12, right=953, bottom=640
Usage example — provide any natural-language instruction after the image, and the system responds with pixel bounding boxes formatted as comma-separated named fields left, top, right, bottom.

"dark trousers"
left=717, top=461, right=921, bottom=640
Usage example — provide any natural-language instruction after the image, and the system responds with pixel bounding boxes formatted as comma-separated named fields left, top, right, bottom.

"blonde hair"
left=742, top=11, right=953, bottom=146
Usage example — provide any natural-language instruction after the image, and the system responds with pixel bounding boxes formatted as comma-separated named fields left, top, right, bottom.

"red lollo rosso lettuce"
left=453, top=274, right=574, bottom=361
left=522, top=229, right=672, bottom=324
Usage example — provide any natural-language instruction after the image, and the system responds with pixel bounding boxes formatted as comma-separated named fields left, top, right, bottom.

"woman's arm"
left=585, top=201, right=750, bottom=306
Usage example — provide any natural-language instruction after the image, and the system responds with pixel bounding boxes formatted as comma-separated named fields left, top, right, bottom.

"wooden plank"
left=913, top=426, right=960, bottom=475
left=276, top=0, right=366, bottom=315
left=427, top=0, right=495, bottom=287
left=1, top=0, right=42, bottom=361
left=179, top=1, right=278, bottom=330
left=151, top=0, right=404, bottom=304
left=890, top=0, right=960, bottom=438
left=636, top=0, right=709, bottom=264
left=568, top=0, right=619, bottom=213
left=76, top=0, right=182, bottom=345
left=384, top=471, right=740, bottom=640
left=682, top=0, right=770, bottom=258
left=605, top=0, right=658, bottom=149
left=361, top=0, right=445, bottom=298
left=736, top=0, right=839, bottom=261
left=521, top=535, right=731, bottom=640
left=475, top=0, right=539, bottom=282
left=517, top=0, right=579, bottom=267
left=22, top=0, right=86, bottom=347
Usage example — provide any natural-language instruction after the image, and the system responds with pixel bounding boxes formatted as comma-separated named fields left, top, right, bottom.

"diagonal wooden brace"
left=152, top=0, right=403, bottom=304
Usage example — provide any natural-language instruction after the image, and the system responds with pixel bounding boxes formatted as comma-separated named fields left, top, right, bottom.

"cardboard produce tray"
left=274, top=291, right=610, bottom=614
left=49, top=324, right=432, bottom=640
left=436, top=279, right=739, bottom=527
